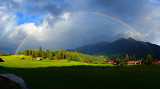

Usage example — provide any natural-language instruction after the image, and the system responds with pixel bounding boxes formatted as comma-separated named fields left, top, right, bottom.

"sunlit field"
left=1, top=55, right=160, bottom=89
left=0, top=55, right=114, bottom=68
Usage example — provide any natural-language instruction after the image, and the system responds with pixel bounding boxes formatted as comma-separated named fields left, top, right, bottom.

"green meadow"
left=1, top=55, right=160, bottom=89
left=0, top=55, right=114, bottom=68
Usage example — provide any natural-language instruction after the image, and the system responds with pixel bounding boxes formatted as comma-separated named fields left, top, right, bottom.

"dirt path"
left=0, top=74, right=28, bottom=89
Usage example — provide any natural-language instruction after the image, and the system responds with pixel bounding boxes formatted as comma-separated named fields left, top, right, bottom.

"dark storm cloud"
left=29, top=2, right=70, bottom=15
left=0, top=0, right=160, bottom=51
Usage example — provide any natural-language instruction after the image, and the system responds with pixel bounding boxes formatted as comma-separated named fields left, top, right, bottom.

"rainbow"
left=15, top=11, right=153, bottom=55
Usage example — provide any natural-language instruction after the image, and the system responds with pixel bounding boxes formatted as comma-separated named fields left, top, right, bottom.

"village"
left=84, top=59, right=160, bottom=65
left=19, top=56, right=157, bottom=65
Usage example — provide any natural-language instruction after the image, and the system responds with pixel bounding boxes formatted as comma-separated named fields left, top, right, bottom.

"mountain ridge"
left=74, top=37, right=160, bottom=59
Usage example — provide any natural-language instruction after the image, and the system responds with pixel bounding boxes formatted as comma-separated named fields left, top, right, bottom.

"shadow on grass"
left=1, top=65, right=160, bottom=89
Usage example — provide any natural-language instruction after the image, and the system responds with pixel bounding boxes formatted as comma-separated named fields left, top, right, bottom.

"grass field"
left=1, top=55, right=160, bottom=89
left=0, top=55, right=114, bottom=68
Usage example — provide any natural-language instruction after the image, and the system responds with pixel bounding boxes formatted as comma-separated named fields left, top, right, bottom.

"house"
left=127, top=61, right=142, bottom=65
left=104, top=60, right=115, bottom=64
left=153, top=60, right=159, bottom=63
left=36, top=57, right=42, bottom=60
left=84, top=61, right=90, bottom=64
left=20, top=57, right=24, bottom=59
left=32, top=57, right=42, bottom=60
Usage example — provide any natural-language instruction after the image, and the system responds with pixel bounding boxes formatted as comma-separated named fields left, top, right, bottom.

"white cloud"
left=8, top=23, right=44, bottom=40
left=0, top=11, right=16, bottom=37
left=0, top=6, right=5, bottom=10
left=124, top=31, right=136, bottom=38
left=61, top=13, right=70, bottom=20
left=1, top=15, right=9, bottom=21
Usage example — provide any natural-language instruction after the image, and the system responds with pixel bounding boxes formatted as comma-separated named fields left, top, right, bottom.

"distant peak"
left=118, top=38, right=126, bottom=40
left=127, top=37, right=136, bottom=41
left=113, top=38, right=126, bottom=43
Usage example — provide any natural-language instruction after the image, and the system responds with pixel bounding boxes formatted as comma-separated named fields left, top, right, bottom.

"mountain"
left=75, top=41, right=110, bottom=55
left=74, top=37, right=160, bottom=59
left=0, top=46, right=15, bottom=54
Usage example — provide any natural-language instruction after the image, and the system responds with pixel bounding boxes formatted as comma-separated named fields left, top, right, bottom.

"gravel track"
left=0, top=74, right=28, bottom=89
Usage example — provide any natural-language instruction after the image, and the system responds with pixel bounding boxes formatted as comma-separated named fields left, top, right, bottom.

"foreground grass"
left=0, top=76, right=21, bottom=89
left=1, top=56, right=160, bottom=89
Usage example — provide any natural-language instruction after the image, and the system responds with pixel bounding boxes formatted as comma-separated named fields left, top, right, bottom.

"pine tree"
left=73, top=51, right=79, bottom=61
left=147, top=54, right=153, bottom=64
left=48, top=50, right=53, bottom=60
left=23, top=49, right=28, bottom=56
left=35, top=49, right=39, bottom=57
left=60, top=48, right=64, bottom=59
left=28, top=48, right=32, bottom=55
left=124, top=54, right=129, bottom=62
left=45, top=49, right=49, bottom=58
left=120, top=56, right=124, bottom=65
left=39, top=46, right=42, bottom=57
left=132, top=54, right=136, bottom=61
left=129, top=56, right=132, bottom=61
left=42, top=51, right=47, bottom=59
left=116, top=57, right=120, bottom=65
left=67, top=51, right=82, bottom=62
left=142, top=54, right=153, bottom=65
left=121, top=56, right=123, bottom=61
left=64, top=50, right=68, bottom=59
left=32, top=50, right=36, bottom=58
left=17, top=51, right=21, bottom=55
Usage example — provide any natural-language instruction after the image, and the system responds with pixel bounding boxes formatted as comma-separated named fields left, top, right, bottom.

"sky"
left=0, top=0, right=160, bottom=52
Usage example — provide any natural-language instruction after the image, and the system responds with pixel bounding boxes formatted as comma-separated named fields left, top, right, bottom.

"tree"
left=23, top=49, right=28, bottom=56
left=39, top=46, right=42, bottom=57
left=132, top=54, right=136, bottom=61
left=45, top=49, right=49, bottom=58
left=63, top=50, right=68, bottom=59
left=42, top=51, right=47, bottom=59
left=142, top=54, right=153, bottom=65
left=120, top=56, right=124, bottom=65
left=48, top=50, right=53, bottom=60
left=28, top=48, right=32, bottom=55
left=124, top=54, right=129, bottom=62
left=129, top=56, right=132, bottom=61
left=35, top=49, right=39, bottom=57
left=116, top=57, right=120, bottom=65
left=56, top=48, right=64, bottom=59
left=121, top=56, right=123, bottom=61
left=17, top=51, right=21, bottom=55
left=32, top=50, right=36, bottom=58
left=73, top=51, right=81, bottom=62
left=147, top=54, right=153, bottom=64
left=68, top=51, right=82, bottom=62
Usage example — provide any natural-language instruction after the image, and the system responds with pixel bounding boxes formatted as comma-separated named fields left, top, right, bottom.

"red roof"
left=128, top=61, right=141, bottom=63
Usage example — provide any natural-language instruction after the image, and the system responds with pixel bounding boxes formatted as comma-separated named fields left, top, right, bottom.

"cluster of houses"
left=20, top=57, right=42, bottom=60
left=85, top=59, right=160, bottom=65
left=32, top=57, right=42, bottom=60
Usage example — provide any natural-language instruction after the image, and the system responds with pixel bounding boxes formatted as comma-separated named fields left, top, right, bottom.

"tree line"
left=116, top=54, right=153, bottom=65
left=0, top=53, right=14, bottom=56
left=18, top=47, right=82, bottom=62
